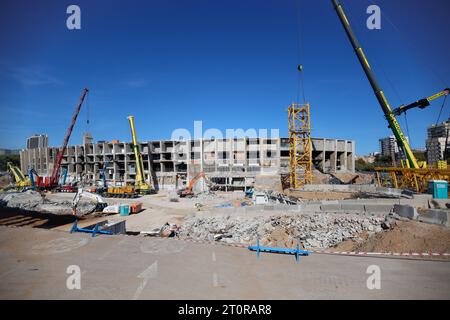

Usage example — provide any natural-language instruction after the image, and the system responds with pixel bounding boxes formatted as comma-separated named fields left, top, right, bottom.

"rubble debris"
left=141, top=222, right=180, bottom=237
left=179, top=213, right=385, bottom=248
left=168, top=191, right=179, bottom=202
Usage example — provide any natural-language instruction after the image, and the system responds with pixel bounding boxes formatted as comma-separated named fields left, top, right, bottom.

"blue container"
left=119, top=204, right=130, bottom=216
left=428, top=180, right=448, bottom=199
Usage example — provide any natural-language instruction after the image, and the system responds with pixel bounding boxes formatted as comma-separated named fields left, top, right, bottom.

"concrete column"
left=330, top=151, right=337, bottom=173
left=322, top=139, right=326, bottom=172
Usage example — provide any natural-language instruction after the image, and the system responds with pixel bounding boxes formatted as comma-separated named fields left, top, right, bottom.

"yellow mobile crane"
left=6, top=162, right=31, bottom=189
left=332, top=0, right=450, bottom=192
left=332, top=0, right=449, bottom=169
left=127, top=116, right=153, bottom=195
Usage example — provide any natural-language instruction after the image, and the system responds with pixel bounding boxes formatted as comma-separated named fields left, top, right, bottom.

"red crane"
left=39, top=88, right=89, bottom=189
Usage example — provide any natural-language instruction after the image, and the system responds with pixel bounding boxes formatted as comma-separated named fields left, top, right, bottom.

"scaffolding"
left=288, top=103, right=312, bottom=188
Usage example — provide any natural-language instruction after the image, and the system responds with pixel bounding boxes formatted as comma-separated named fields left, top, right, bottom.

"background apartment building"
left=426, top=119, right=450, bottom=164
left=26, top=134, right=48, bottom=150
left=379, top=135, right=409, bottom=160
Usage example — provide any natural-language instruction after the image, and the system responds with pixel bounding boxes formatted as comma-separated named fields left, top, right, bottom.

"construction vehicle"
left=332, top=0, right=450, bottom=194
left=104, top=185, right=137, bottom=198
left=35, top=88, right=89, bottom=190
left=99, top=158, right=139, bottom=198
left=96, top=159, right=110, bottom=194
left=28, top=167, right=41, bottom=190
left=7, top=162, right=31, bottom=190
left=332, top=0, right=449, bottom=169
left=127, top=115, right=153, bottom=194
left=56, top=167, right=78, bottom=193
left=177, top=172, right=210, bottom=197
left=72, top=188, right=108, bottom=215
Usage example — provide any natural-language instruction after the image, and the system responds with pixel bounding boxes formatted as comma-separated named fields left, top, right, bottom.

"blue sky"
left=0, top=0, right=449, bottom=155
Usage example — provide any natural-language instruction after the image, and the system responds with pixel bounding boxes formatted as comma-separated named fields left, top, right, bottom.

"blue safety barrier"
left=70, top=220, right=113, bottom=238
left=248, top=238, right=310, bottom=262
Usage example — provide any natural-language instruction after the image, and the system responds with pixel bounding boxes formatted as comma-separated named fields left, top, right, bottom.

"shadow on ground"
left=0, top=207, right=79, bottom=229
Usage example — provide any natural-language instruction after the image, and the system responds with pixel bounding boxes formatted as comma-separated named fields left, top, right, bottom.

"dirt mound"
left=284, top=189, right=355, bottom=201
left=331, top=172, right=373, bottom=185
left=335, top=220, right=450, bottom=254
left=255, top=175, right=283, bottom=192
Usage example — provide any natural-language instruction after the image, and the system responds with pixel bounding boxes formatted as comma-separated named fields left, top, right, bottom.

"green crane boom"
left=332, top=0, right=420, bottom=168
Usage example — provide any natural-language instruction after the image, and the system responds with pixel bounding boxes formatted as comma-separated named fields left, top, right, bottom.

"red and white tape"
left=169, top=237, right=450, bottom=258
left=309, top=249, right=450, bottom=257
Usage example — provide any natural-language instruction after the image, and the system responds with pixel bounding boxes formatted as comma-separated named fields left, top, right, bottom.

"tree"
left=373, top=155, right=392, bottom=168
left=0, top=154, right=20, bottom=172
left=355, top=158, right=375, bottom=172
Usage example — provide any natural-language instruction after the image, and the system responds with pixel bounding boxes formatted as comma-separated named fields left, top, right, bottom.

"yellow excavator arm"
left=7, top=162, right=31, bottom=188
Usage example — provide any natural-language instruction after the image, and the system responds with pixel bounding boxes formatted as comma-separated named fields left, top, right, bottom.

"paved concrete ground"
left=0, top=226, right=449, bottom=299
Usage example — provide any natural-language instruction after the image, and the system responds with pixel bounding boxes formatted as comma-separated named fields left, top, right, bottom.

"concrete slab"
left=394, top=204, right=418, bottom=220
left=341, top=203, right=365, bottom=212
left=301, top=204, right=321, bottom=212
left=418, top=209, right=450, bottom=227
left=320, top=204, right=342, bottom=211
left=413, top=194, right=433, bottom=201
left=364, top=204, right=394, bottom=214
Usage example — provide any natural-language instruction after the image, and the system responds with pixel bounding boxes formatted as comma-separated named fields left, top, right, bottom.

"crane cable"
left=365, top=0, right=449, bottom=129
left=362, top=0, right=448, bottom=89
left=344, top=1, right=412, bottom=146
left=295, top=0, right=306, bottom=104
left=85, top=92, right=90, bottom=133
left=436, top=95, right=448, bottom=125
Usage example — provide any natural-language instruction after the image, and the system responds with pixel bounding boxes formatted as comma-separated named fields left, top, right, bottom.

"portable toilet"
left=427, top=180, right=448, bottom=199
left=119, top=204, right=131, bottom=216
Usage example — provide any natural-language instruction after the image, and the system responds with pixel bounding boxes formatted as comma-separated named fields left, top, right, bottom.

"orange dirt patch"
left=285, top=190, right=355, bottom=201
left=334, top=220, right=450, bottom=256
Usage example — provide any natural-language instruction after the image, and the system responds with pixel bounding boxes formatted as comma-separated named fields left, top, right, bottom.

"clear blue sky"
left=0, top=0, right=449, bottom=155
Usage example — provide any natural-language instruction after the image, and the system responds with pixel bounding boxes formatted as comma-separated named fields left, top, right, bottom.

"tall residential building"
left=426, top=119, right=450, bottom=164
left=26, top=134, right=48, bottom=149
left=379, top=135, right=409, bottom=160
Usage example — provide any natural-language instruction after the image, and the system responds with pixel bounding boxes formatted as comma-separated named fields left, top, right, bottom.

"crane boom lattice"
left=289, top=103, right=312, bottom=188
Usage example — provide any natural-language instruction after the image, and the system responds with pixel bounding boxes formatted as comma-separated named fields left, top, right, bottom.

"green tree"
left=355, top=158, right=375, bottom=171
left=0, top=154, right=20, bottom=172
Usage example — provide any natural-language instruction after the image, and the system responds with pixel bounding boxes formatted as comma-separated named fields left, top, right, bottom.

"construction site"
left=1, top=0, right=450, bottom=301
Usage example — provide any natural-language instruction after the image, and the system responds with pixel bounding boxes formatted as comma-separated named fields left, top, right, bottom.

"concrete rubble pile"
left=0, top=190, right=96, bottom=216
left=179, top=212, right=385, bottom=248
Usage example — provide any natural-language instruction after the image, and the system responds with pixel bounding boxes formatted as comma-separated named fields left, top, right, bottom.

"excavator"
left=177, top=172, right=210, bottom=197
left=331, top=0, right=449, bottom=169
